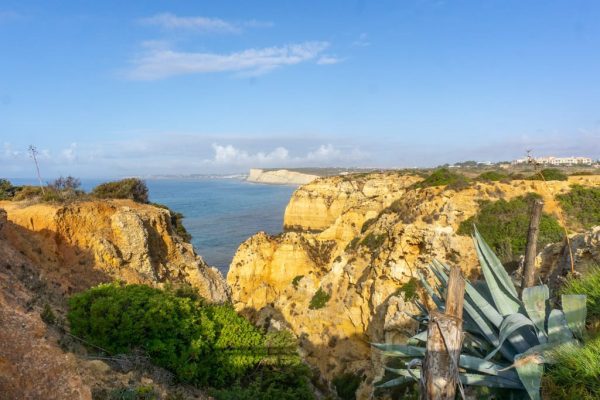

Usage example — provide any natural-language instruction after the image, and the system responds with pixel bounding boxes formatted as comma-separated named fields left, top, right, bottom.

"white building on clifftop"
left=512, top=156, right=593, bottom=166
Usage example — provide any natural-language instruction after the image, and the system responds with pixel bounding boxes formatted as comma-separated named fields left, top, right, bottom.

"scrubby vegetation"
left=151, top=203, right=192, bottom=242
left=360, top=232, right=386, bottom=252
left=395, top=278, right=419, bottom=301
left=291, top=275, right=304, bottom=289
left=561, top=267, right=600, bottom=325
left=529, top=168, right=568, bottom=181
left=91, top=178, right=149, bottom=203
left=457, top=194, right=564, bottom=261
left=413, top=168, right=470, bottom=191
left=557, top=185, right=600, bottom=229
left=476, top=171, right=509, bottom=182
left=332, top=372, right=362, bottom=400
left=309, top=288, right=331, bottom=310
left=68, top=283, right=313, bottom=398
left=0, top=178, right=18, bottom=200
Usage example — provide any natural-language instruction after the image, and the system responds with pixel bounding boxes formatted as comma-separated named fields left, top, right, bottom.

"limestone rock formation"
left=0, top=199, right=229, bottom=302
left=247, top=168, right=319, bottom=185
left=228, top=173, right=600, bottom=398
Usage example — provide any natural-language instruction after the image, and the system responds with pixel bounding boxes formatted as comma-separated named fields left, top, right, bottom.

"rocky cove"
left=1, top=172, right=599, bottom=399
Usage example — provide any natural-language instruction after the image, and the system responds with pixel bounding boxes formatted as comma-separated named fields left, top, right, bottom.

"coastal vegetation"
left=457, top=194, right=563, bottom=261
left=68, top=283, right=313, bottom=398
left=308, top=288, right=331, bottom=310
left=91, top=178, right=150, bottom=203
left=528, top=168, right=568, bottom=181
left=412, top=168, right=471, bottom=191
left=557, top=184, right=600, bottom=229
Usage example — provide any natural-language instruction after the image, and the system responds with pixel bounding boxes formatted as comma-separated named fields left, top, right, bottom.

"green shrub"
left=543, top=336, right=600, bottom=399
left=151, top=203, right=192, bottom=242
left=561, top=267, right=600, bottom=324
left=291, top=275, right=304, bottom=289
left=345, top=237, right=360, bottom=251
left=457, top=194, right=564, bottom=261
left=309, top=288, right=330, bottom=310
left=68, top=283, right=264, bottom=387
left=40, top=303, right=56, bottom=325
left=557, top=185, right=600, bottom=229
left=395, top=278, right=419, bottom=301
left=360, top=232, right=386, bottom=252
left=570, top=171, right=595, bottom=176
left=91, top=178, right=149, bottom=203
left=360, top=217, right=377, bottom=233
left=476, top=171, right=509, bottom=182
left=93, top=385, right=159, bottom=400
left=529, top=168, right=568, bottom=181
left=332, top=373, right=362, bottom=400
left=0, top=179, right=17, bottom=200
left=413, top=168, right=470, bottom=190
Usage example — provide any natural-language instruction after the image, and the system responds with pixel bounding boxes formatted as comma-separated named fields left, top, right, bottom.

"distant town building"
left=512, top=156, right=593, bottom=166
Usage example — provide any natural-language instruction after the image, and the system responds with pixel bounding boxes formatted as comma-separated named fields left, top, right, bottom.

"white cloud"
left=317, top=55, right=343, bottom=65
left=61, top=142, right=77, bottom=162
left=127, top=41, right=330, bottom=80
left=352, top=33, right=371, bottom=47
left=140, top=13, right=239, bottom=33
left=212, top=144, right=289, bottom=165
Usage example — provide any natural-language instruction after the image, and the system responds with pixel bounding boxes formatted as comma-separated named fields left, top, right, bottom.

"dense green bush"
left=68, top=283, right=313, bottom=398
left=0, top=178, right=17, bottom=200
left=457, top=194, right=564, bottom=261
left=529, top=168, right=568, bottom=181
left=291, top=275, right=304, bottom=289
left=332, top=373, right=362, bottom=400
left=309, top=288, right=331, bottom=310
left=543, top=336, right=600, bottom=399
left=91, top=178, right=149, bottom=203
left=151, top=203, right=192, bottom=242
left=360, top=232, right=386, bottom=252
left=413, top=168, right=470, bottom=190
left=557, top=185, right=600, bottom=229
left=476, top=171, right=509, bottom=182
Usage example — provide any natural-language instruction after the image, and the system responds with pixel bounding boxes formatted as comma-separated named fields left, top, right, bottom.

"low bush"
left=360, top=232, right=386, bottom=252
left=543, top=336, right=600, bottom=399
left=332, top=372, right=362, bottom=400
left=309, top=288, right=330, bottom=310
left=557, top=185, right=600, bottom=229
left=68, top=283, right=313, bottom=397
left=395, top=278, right=419, bottom=301
left=457, top=194, right=564, bottom=261
left=0, top=178, right=17, bottom=200
left=291, top=275, right=304, bottom=289
left=476, top=171, right=509, bottom=182
left=413, top=168, right=470, bottom=190
left=528, top=168, right=568, bottom=181
left=91, top=178, right=149, bottom=203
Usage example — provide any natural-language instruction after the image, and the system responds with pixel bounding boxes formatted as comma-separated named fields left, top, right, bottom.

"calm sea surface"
left=9, top=178, right=297, bottom=274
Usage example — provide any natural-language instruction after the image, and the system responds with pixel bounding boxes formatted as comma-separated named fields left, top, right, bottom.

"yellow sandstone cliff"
left=227, top=173, right=600, bottom=398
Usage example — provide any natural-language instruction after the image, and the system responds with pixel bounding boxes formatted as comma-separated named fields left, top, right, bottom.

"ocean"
left=8, top=178, right=297, bottom=274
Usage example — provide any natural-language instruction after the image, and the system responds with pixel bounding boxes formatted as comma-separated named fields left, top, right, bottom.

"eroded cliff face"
left=228, top=173, right=600, bottom=398
left=0, top=202, right=216, bottom=399
left=0, top=199, right=229, bottom=301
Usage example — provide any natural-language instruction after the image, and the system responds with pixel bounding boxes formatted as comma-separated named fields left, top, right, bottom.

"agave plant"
left=373, top=228, right=587, bottom=400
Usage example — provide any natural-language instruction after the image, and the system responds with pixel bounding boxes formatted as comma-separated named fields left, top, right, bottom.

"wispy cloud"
left=139, top=13, right=272, bottom=34
left=317, top=55, right=344, bottom=65
left=352, top=33, right=371, bottom=47
left=127, top=41, right=331, bottom=80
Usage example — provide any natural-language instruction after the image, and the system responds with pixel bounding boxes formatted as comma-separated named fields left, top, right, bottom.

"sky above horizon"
left=1, top=0, right=600, bottom=178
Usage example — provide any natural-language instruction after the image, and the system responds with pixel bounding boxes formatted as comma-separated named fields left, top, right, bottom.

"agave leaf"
left=485, top=314, right=536, bottom=360
left=519, top=337, right=578, bottom=363
left=561, top=294, right=587, bottom=340
left=473, top=228, right=521, bottom=316
left=371, top=343, right=426, bottom=357
left=547, top=309, right=572, bottom=343
left=374, top=376, right=412, bottom=388
left=459, top=354, right=520, bottom=382
left=408, top=330, right=427, bottom=343
left=522, top=285, right=549, bottom=343
left=514, top=354, right=543, bottom=400
left=417, top=270, right=444, bottom=309
left=459, top=372, right=525, bottom=389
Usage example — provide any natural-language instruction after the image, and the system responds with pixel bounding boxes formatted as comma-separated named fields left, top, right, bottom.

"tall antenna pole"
left=28, top=145, right=45, bottom=195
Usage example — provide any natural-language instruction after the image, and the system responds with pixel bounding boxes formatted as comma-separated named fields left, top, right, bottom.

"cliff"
left=227, top=173, right=600, bottom=398
left=0, top=199, right=226, bottom=398
left=247, top=168, right=319, bottom=185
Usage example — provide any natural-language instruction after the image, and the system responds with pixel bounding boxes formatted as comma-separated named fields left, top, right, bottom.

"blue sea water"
left=8, top=178, right=297, bottom=274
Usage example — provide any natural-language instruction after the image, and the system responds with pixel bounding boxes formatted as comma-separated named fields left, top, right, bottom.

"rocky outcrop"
left=0, top=199, right=229, bottom=302
left=227, top=173, right=600, bottom=398
left=247, top=168, right=319, bottom=185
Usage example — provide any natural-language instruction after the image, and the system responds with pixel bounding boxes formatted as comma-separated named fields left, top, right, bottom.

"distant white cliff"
left=246, top=168, right=319, bottom=185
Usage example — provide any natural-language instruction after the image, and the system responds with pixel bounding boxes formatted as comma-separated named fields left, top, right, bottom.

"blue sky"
left=1, top=0, right=599, bottom=178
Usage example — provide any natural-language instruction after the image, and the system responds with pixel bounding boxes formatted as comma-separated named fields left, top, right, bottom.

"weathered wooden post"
left=420, top=266, right=465, bottom=400
left=521, top=199, right=544, bottom=295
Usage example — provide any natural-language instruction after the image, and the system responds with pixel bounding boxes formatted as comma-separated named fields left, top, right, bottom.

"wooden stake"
left=421, top=266, right=465, bottom=400
left=522, top=199, right=544, bottom=294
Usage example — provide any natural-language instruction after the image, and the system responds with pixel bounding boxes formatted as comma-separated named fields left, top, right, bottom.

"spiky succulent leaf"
left=514, top=354, right=544, bottom=400
left=522, top=285, right=549, bottom=343
left=460, top=373, right=525, bottom=389
left=371, top=343, right=426, bottom=357
left=547, top=309, right=572, bottom=343
left=561, top=294, right=587, bottom=340
left=485, top=314, right=536, bottom=360
left=374, top=376, right=412, bottom=388
left=416, top=270, right=444, bottom=309
left=473, top=228, right=522, bottom=316
left=458, top=354, right=520, bottom=382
